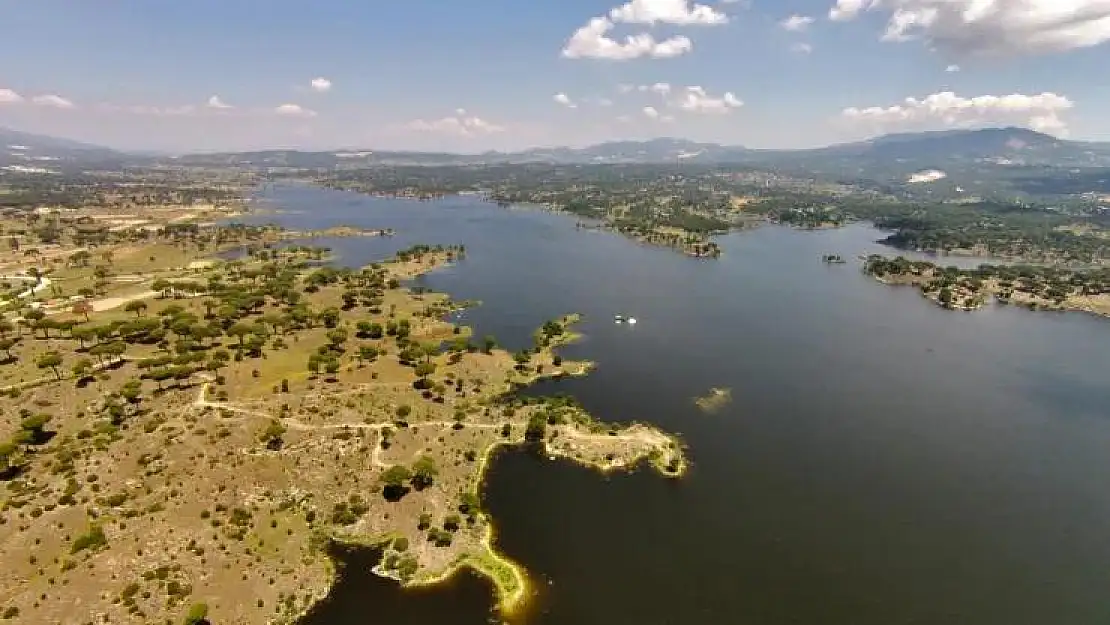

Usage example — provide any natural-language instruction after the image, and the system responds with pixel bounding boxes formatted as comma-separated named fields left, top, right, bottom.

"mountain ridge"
left=4, top=126, right=1110, bottom=169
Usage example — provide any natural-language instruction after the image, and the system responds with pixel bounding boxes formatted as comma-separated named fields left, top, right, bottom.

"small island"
left=694, top=387, right=732, bottom=413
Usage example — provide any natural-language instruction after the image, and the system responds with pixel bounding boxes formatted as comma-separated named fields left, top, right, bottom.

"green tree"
left=227, top=322, right=253, bottom=345
left=37, top=351, right=63, bottom=380
left=71, top=357, right=94, bottom=379
left=20, top=413, right=53, bottom=444
left=124, top=300, right=148, bottom=317
left=411, top=456, right=438, bottom=490
left=381, top=465, right=413, bottom=500
left=358, top=345, right=379, bottom=364
left=482, top=335, right=497, bottom=354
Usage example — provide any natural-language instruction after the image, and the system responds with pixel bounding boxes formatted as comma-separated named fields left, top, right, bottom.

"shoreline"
left=289, top=282, right=684, bottom=617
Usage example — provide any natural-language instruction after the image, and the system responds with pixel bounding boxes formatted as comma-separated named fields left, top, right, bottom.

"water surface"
left=260, top=185, right=1110, bottom=625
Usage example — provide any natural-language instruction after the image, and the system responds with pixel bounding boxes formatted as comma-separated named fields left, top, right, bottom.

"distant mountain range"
left=5, top=126, right=1110, bottom=172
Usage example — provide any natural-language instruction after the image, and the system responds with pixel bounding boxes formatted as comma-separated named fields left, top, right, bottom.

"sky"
left=3, top=0, right=1110, bottom=153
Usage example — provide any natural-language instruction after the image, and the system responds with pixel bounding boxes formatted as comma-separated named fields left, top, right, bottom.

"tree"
left=482, top=335, right=497, bottom=354
left=260, top=419, right=287, bottom=450
left=358, top=345, right=379, bottom=364
left=411, top=456, right=438, bottom=490
left=124, top=300, right=148, bottom=317
left=319, top=307, right=341, bottom=328
left=37, top=351, right=63, bottom=380
left=72, top=357, right=94, bottom=379
left=151, top=279, right=171, bottom=298
left=120, top=379, right=142, bottom=403
left=20, top=413, right=53, bottom=444
left=0, top=320, right=13, bottom=337
left=72, top=300, right=93, bottom=322
left=381, top=465, right=412, bottom=501
left=32, top=318, right=56, bottom=339
left=0, top=337, right=19, bottom=361
left=525, top=414, right=547, bottom=442
left=227, top=322, right=253, bottom=345
left=414, top=361, right=436, bottom=388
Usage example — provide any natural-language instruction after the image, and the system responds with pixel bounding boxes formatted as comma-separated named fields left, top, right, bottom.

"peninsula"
left=0, top=204, right=686, bottom=624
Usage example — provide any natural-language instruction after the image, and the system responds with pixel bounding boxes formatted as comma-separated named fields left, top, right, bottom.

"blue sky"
left=2, top=0, right=1110, bottom=152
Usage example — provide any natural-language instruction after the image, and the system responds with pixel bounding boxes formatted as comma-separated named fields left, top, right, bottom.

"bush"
left=71, top=525, right=108, bottom=554
left=183, top=602, right=208, bottom=625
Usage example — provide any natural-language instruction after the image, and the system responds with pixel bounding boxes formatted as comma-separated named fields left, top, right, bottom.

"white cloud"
left=781, top=14, right=815, bottom=31
left=310, top=77, right=332, bottom=93
left=616, top=114, right=633, bottom=123
left=843, top=91, right=1074, bottom=135
left=638, top=82, right=673, bottom=95
left=562, top=16, right=693, bottom=59
left=407, top=109, right=505, bottom=136
left=554, top=93, right=577, bottom=108
left=791, top=42, right=814, bottom=53
left=945, top=64, right=961, bottom=72
left=609, top=0, right=729, bottom=25
left=643, top=105, right=660, bottom=118
left=32, top=95, right=75, bottom=109
left=596, top=97, right=614, bottom=107
left=674, top=86, right=744, bottom=113
left=274, top=103, right=317, bottom=118
left=0, top=89, right=24, bottom=104
left=827, top=0, right=1110, bottom=56
left=207, top=95, right=233, bottom=109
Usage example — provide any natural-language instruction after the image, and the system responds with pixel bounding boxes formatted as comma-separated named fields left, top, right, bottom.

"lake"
left=250, top=185, right=1110, bottom=625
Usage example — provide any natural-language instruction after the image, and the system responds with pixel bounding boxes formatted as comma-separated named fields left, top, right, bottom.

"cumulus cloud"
left=609, top=0, right=729, bottom=25
left=562, top=0, right=729, bottom=60
left=32, top=95, right=75, bottom=109
left=674, top=86, right=743, bottom=113
left=407, top=109, right=505, bottom=136
left=554, top=93, right=577, bottom=108
left=641, top=106, right=674, bottom=122
left=945, top=64, right=961, bottom=72
left=0, top=88, right=24, bottom=104
left=310, top=77, right=332, bottom=93
left=781, top=14, right=815, bottom=31
left=827, top=0, right=1110, bottom=56
left=274, top=103, right=317, bottom=118
left=207, top=95, right=233, bottom=109
left=791, top=42, right=814, bottom=53
left=562, top=16, right=693, bottom=59
left=842, top=91, right=1074, bottom=135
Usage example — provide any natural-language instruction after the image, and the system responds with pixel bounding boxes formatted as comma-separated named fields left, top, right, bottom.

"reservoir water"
left=254, top=185, right=1110, bottom=625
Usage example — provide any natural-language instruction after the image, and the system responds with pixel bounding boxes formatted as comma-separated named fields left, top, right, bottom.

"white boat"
left=614, top=314, right=625, bottom=323
left=627, top=317, right=638, bottom=325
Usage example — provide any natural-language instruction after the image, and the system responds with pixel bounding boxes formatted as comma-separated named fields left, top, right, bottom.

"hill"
left=5, top=126, right=1110, bottom=171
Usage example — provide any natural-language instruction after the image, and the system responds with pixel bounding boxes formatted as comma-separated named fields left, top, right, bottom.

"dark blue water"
left=263, top=185, right=1110, bottom=625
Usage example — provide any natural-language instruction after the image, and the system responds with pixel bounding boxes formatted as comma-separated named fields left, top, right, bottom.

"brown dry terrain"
left=0, top=228, right=686, bottom=625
